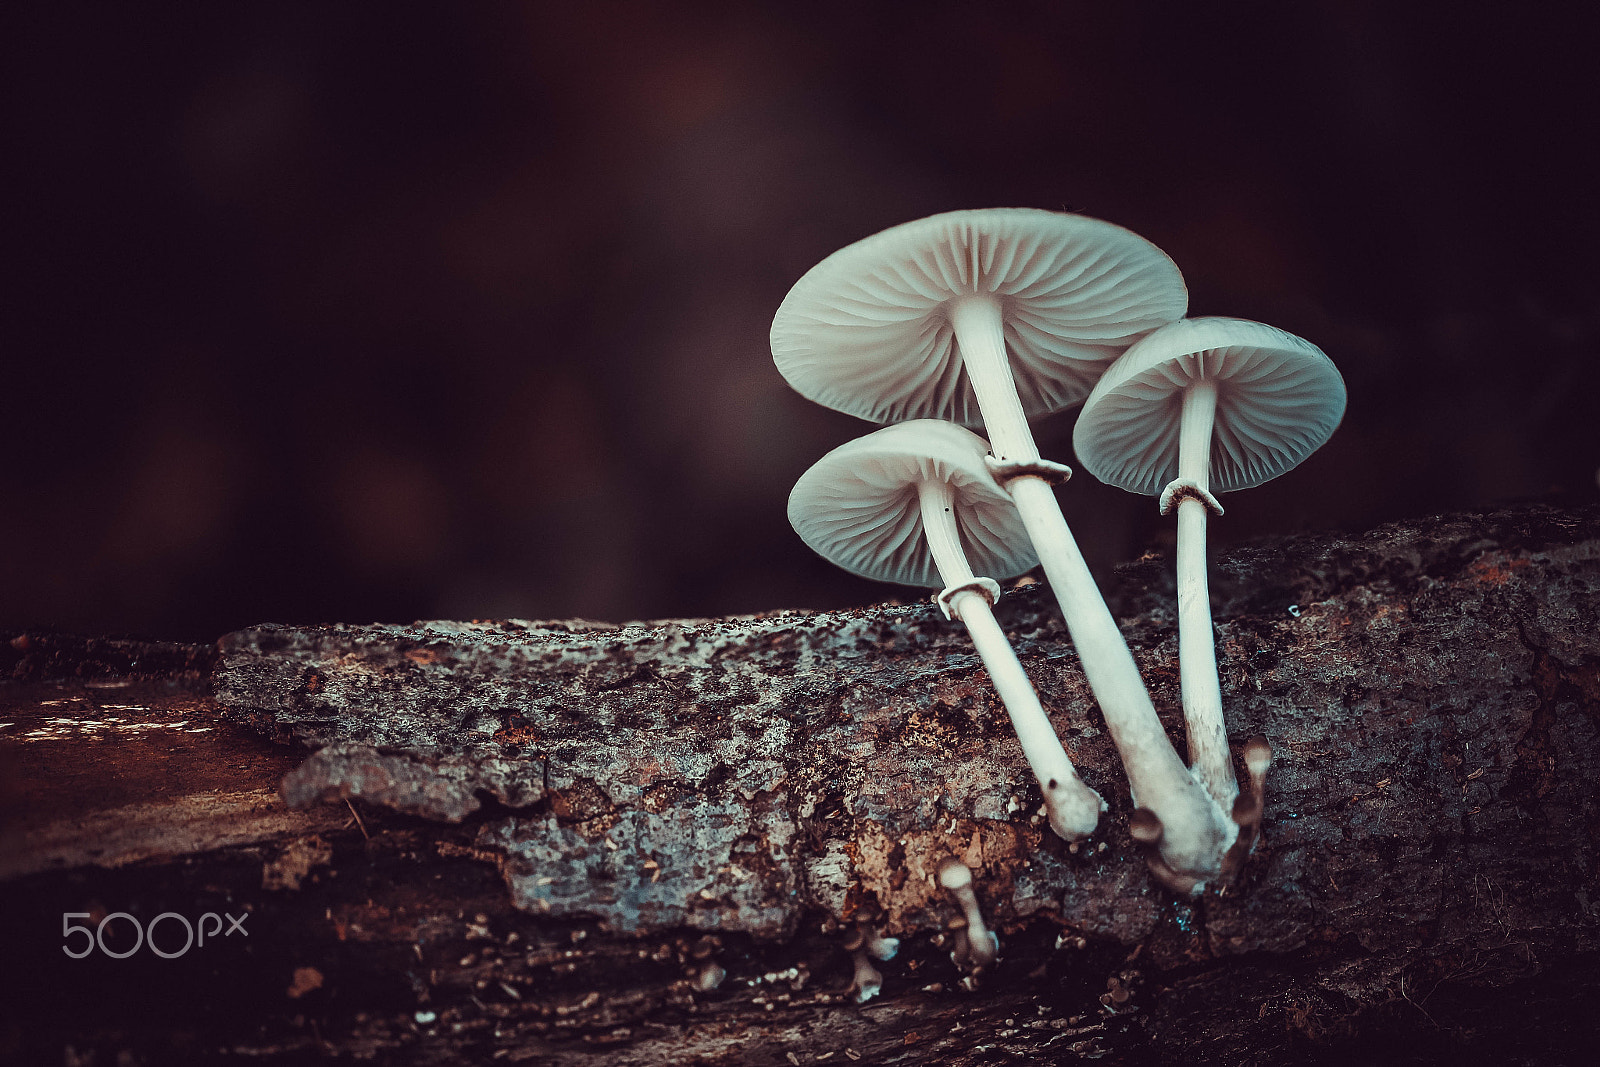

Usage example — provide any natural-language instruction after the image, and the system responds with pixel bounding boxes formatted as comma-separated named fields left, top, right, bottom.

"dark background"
left=5, top=1, right=1597, bottom=642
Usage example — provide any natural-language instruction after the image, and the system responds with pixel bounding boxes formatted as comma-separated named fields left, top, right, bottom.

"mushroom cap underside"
left=787, top=420, right=1037, bottom=589
left=772, top=208, right=1189, bottom=427
left=1073, top=316, right=1347, bottom=496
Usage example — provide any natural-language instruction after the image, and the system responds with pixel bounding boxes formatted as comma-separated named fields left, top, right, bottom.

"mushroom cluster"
left=774, top=209, right=1344, bottom=923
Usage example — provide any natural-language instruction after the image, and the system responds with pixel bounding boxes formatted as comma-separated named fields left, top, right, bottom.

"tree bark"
left=3, top=504, right=1598, bottom=1065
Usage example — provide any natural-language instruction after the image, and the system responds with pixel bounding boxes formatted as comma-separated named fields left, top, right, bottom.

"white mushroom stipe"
left=774, top=209, right=1219, bottom=876
left=841, top=928, right=884, bottom=1004
left=921, top=478, right=1102, bottom=840
left=1076, top=316, right=1346, bottom=887
left=938, top=858, right=999, bottom=970
left=788, top=421, right=1103, bottom=841
left=848, top=950, right=883, bottom=1004
left=1008, top=474, right=1227, bottom=873
left=1171, top=377, right=1233, bottom=811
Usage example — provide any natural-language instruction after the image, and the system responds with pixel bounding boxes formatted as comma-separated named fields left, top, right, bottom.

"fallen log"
left=3, top=503, right=1597, bottom=1064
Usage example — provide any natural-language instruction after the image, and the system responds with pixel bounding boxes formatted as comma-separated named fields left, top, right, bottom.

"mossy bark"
left=4, top=504, right=1598, bottom=1065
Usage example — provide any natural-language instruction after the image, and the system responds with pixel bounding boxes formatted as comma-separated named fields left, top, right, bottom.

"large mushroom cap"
left=788, top=420, right=1037, bottom=589
left=771, top=208, right=1189, bottom=427
left=1073, top=316, right=1347, bottom=496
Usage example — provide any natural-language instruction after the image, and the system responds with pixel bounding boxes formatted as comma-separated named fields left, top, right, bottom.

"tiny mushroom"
left=937, top=857, right=998, bottom=971
left=840, top=926, right=884, bottom=1004
left=1074, top=317, right=1344, bottom=876
left=695, top=962, right=727, bottom=993
left=1220, top=735, right=1275, bottom=877
left=788, top=420, right=1104, bottom=840
left=865, top=930, right=900, bottom=962
left=776, top=209, right=1205, bottom=855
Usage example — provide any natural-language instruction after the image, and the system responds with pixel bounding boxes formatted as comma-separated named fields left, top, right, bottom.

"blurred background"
left=4, top=0, right=1597, bottom=641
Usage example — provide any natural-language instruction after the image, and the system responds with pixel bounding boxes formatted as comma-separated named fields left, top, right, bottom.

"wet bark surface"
left=3, top=503, right=1598, bottom=1065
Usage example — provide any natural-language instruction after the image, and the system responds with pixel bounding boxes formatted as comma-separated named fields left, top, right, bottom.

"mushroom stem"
left=948, top=296, right=1038, bottom=464
left=1233, top=735, right=1273, bottom=832
left=1128, top=807, right=1204, bottom=895
left=937, top=858, right=999, bottom=970
left=945, top=294, right=1232, bottom=880
left=1220, top=736, right=1275, bottom=881
left=846, top=947, right=883, bottom=1004
left=1171, top=379, right=1239, bottom=813
left=917, top=478, right=1103, bottom=841
left=1008, top=474, right=1232, bottom=877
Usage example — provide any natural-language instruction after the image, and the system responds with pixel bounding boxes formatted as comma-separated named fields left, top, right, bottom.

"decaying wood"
left=3, top=504, right=1598, bottom=1065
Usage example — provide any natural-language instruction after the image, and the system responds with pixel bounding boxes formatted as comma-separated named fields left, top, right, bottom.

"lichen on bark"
left=192, top=504, right=1600, bottom=1061
left=8, top=504, right=1589, bottom=1062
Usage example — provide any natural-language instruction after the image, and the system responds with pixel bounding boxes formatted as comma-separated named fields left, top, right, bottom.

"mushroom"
left=694, top=961, right=727, bottom=992
left=774, top=209, right=1230, bottom=886
left=864, top=930, right=900, bottom=961
left=937, top=857, right=998, bottom=971
left=840, top=927, right=884, bottom=1004
left=1219, top=735, right=1275, bottom=879
left=771, top=208, right=1187, bottom=436
left=788, top=419, right=1104, bottom=840
left=1074, top=317, right=1343, bottom=863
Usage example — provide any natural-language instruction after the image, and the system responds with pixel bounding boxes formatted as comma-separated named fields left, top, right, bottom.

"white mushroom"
left=841, top=926, right=884, bottom=1003
left=788, top=420, right=1104, bottom=840
left=695, top=962, right=727, bottom=992
left=937, top=857, right=998, bottom=971
left=865, top=931, right=900, bottom=961
left=772, top=209, right=1186, bottom=433
left=1074, top=317, right=1344, bottom=876
left=775, top=209, right=1214, bottom=860
left=1231, top=736, right=1274, bottom=839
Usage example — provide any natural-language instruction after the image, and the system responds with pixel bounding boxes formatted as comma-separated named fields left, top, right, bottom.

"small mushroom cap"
left=772, top=208, right=1189, bottom=427
left=1127, top=808, right=1165, bottom=844
left=788, top=420, right=1036, bottom=589
left=1243, top=736, right=1274, bottom=776
left=937, top=857, right=975, bottom=891
left=1073, top=317, right=1347, bottom=496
